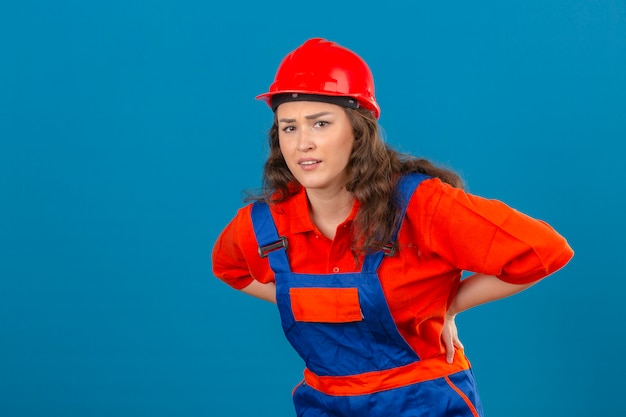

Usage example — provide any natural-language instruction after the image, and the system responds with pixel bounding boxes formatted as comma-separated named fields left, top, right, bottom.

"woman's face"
left=276, top=100, right=354, bottom=193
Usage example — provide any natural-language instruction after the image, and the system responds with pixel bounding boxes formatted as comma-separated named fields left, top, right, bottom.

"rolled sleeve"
left=212, top=207, right=256, bottom=290
left=421, top=178, right=574, bottom=284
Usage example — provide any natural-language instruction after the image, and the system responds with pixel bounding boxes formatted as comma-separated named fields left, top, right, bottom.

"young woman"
left=212, top=38, right=573, bottom=417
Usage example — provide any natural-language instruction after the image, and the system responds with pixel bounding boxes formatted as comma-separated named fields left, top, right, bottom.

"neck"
left=306, top=186, right=354, bottom=240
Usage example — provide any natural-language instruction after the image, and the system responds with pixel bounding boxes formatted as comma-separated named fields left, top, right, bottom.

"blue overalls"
left=250, top=174, right=483, bottom=416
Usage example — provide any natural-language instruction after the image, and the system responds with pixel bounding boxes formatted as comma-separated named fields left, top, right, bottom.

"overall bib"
left=251, top=174, right=483, bottom=417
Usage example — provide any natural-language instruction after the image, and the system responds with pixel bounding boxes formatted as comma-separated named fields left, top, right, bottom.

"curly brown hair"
left=257, top=107, right=464, bottom=255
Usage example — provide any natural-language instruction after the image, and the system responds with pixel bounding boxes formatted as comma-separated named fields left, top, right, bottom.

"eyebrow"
left=278, top=111, right=334, bottom=123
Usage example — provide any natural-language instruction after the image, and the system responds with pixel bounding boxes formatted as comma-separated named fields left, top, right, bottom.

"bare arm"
left=448, top=273, right=536, bottom=316
left=241, top=280, right=277, bottom=304
left=442, top=273, right=537, bottom=363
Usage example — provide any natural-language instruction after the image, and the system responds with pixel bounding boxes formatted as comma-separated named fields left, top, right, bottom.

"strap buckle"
left=381, top=243, right=396, bottom=257
left=258, top=236, right=288, bottom=258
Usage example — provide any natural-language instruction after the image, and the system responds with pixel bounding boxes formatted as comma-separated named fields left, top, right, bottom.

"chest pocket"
left=290, top=287, right=363, bottom=323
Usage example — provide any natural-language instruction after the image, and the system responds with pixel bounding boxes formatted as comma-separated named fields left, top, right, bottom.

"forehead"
left=275, top=100, right=345, bottom=119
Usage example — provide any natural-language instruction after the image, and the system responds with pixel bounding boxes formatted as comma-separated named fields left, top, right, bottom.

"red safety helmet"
left=256, top=38, right=380, bottom=119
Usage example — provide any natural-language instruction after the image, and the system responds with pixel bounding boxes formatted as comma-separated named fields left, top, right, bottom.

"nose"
left=296, top=128, right=315, bottom=152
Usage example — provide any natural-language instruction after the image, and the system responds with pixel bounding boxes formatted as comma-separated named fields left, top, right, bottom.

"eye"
left=281, top=125, right=296, bottom=133
left=314, top=120, right=330, bottom=128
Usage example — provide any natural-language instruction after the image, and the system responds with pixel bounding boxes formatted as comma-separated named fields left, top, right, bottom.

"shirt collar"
left=274, top=184, right=360, bottom=235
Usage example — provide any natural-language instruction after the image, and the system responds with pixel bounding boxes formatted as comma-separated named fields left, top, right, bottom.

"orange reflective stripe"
left=444, top=375, right=480, bottom=417
left=304, top=354, right=471, bottom=396
left=290, top=287, right=362, bottom=323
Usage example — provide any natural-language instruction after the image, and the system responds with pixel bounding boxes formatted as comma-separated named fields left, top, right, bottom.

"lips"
left=298, top=159, right=321, bottom=166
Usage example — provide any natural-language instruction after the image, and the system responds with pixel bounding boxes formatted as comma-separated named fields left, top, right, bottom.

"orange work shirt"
left=212, top=177, right=574, bottom=360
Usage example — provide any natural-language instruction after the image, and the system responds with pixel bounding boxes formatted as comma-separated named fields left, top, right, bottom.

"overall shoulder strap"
left=250, top=201, right=291, bottom=273
left=394, top=173, right=429, bottom=237
left=362, top=173, right=429, bottom=272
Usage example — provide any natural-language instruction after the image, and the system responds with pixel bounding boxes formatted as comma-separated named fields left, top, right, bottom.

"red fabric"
left=212, top=177, right=574, bottom=359
left=290, top=287, right=362, bottom=323
left=303, top=355, right=471, bottom=396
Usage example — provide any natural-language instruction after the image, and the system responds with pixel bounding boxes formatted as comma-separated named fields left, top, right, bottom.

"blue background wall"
left=2, top=1, right=625, bottom=416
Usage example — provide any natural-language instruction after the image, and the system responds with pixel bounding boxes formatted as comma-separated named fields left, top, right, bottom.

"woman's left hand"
left=442, top=313, right=464, bottom=364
